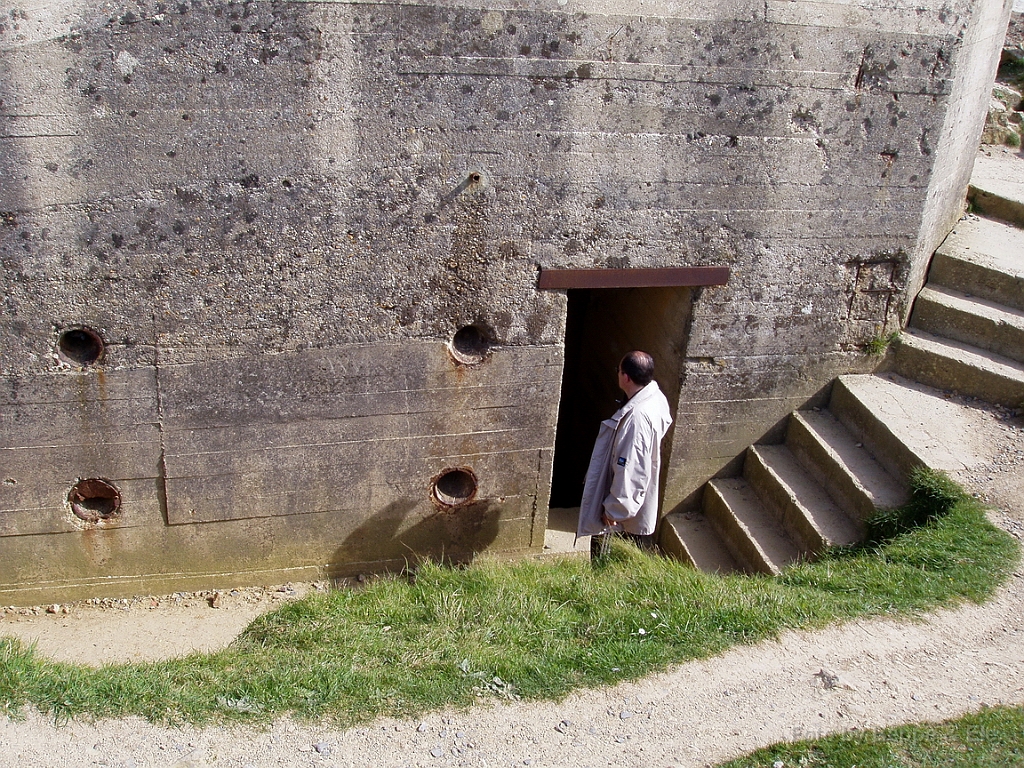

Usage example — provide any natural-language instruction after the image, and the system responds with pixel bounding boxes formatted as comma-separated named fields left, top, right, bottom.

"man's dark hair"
left=620, top=350, right=655, bottom=386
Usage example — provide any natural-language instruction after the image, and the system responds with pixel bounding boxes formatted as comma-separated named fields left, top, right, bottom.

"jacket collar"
left=613, top=381, right=660, bottom=419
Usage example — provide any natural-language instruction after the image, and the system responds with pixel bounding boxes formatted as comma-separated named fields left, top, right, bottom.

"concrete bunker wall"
left=0, top=0, right=1008, bottom=603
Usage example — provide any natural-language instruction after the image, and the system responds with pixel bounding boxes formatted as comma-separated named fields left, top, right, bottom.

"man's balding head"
left=619, top=350, right=654, bottom=387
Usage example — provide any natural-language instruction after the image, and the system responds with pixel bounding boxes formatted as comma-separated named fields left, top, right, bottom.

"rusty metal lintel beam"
left=538, top=266, right=730, bottom=290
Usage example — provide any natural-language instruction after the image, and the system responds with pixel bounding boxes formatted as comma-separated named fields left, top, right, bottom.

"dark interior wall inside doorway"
left=549, top=286, right=692, bottom=508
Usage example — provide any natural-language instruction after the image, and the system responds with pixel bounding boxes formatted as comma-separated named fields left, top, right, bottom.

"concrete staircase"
left=893, top=183, right=1024, bottom=408
left=661, top=152, right=1024, bottom=574
left=661, top=377, right=911, bottom=574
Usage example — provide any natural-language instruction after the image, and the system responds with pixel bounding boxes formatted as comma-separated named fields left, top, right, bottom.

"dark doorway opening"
left=549, top=286, right=692, bottom=509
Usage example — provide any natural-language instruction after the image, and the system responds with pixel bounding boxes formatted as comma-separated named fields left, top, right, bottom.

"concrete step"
left=969, top=150, right=1024, bottom=228
left=704, top=478, right=801, bottom=576
left=829, top=375, right=928, bottom=480
left=786, top=410, right=909, bottom=522
left=660, top=510, right=744, bottom=574
left=911, top=286, right=1024, bottom=364
left=893, top=329, right=1024, bottom=409
left=929, top=216, right=1024, bottom=312
left=830, top=373, right=1003, bottom=474
left=746, top=444, right=862, bottom=553
left=542, top=507, right=591, bottom=557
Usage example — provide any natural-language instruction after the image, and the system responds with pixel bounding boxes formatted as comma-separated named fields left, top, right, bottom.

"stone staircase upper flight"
left=661, top=150, right=1024, bottom=575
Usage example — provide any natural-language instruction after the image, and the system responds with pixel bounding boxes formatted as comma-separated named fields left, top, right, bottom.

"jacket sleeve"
left=602, top=412, right=654, bottom=524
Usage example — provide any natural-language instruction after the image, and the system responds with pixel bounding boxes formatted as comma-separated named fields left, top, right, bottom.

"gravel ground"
left=1, top=395, right=1022, bottom=767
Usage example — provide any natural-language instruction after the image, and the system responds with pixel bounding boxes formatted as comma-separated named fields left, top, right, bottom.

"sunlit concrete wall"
left=0, top=0, right=1007, bottom=603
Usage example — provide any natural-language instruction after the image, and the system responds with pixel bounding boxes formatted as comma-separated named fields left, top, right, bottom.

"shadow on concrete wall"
left=327, top=499, right=502, bottom=578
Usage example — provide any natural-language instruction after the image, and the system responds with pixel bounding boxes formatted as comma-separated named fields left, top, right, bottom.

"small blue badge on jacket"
left=616, top=456, right=627, bottom=466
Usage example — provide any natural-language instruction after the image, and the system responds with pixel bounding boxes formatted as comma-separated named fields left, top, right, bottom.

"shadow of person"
left=328, top=499, right=502, bottom=580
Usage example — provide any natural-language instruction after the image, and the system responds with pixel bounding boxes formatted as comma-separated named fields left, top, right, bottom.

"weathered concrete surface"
left=836, top=372, right=1008, bottom=473
left=971, top=146, right=1024, bottom=226
left=896, top=162, right=1024, bottom=409
left=930, top=213, right=1024, bottom=311
left=0, top=0, right=1010, bottom=602
left=912, top=284, right=1024, bottom=362
left=894, top=329, right=1024, bottom=407
left=909, top=0, right=1013, bottom=300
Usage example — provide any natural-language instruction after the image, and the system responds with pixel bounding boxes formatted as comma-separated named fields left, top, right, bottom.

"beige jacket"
left=576, top=381, right=673, bottom=537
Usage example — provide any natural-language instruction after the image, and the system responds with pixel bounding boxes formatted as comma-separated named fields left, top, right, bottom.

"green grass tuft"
left=864, top=331, right=901, bottom=356
left=0, top=478, right=1018, bottom=726
left=865, top=466, right=967, bottom=544
left=717, top=705, right=1024, bottom=767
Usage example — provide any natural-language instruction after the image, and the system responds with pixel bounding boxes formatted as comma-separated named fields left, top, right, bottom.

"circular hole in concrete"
left=57, top=327, right=105, bottom=366
left=431, top=467, right=478, bottom=508
left=68, top=478, right=121, bottom=522
left=450, top=325, right=491, bottom=365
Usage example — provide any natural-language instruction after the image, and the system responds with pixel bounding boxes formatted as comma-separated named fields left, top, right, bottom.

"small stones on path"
left=1, top=582, right=326, bottom=619
left=815, top=668, right=840, bottom=689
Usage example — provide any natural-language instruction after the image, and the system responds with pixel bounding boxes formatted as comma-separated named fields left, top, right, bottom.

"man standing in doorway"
left=576, top=350, right=673, bottom=558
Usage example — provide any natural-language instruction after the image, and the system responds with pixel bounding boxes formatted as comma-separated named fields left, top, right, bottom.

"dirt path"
left=1, top=396, right=1022, bottom=768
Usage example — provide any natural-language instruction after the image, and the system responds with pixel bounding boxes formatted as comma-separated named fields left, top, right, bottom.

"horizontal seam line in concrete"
left=162, top=430, right=539, bottom=457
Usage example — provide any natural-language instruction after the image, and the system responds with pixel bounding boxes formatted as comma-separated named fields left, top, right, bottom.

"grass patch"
left=864, top=331, right=901, bottom=356
left=0, top=474, right=1018, bottom=726
left=865, top=467, right=967, bottom=544
left=717, top=705, right=1024, bottom=767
